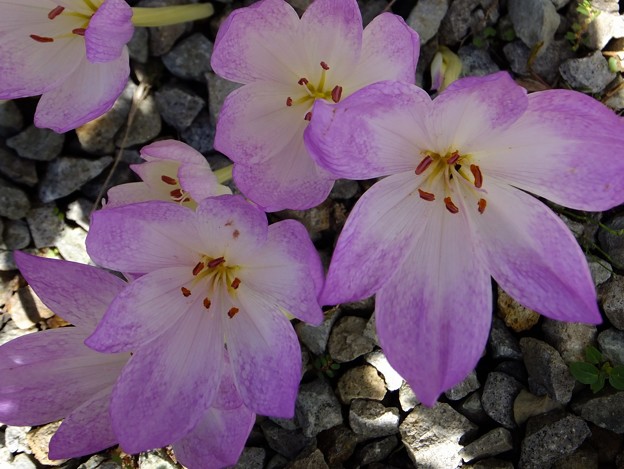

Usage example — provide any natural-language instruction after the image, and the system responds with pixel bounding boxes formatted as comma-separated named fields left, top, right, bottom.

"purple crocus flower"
left=85, top=195, right=323, bottom=450
left=305, top=72, right=624, bottom=405
left=1, top=253, right=254, bottom=468
left=0, top=0, right=133, bottom=132
left=211, top=0, right=420, bottom=211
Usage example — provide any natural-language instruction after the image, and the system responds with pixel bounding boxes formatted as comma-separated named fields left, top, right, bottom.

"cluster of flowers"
left=2, top=0, right=624, bottom=467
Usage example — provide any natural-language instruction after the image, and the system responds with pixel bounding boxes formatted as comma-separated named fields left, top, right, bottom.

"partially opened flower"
left=305, top=72, right=624, bottom=405
left=105, top=139, right=231, bottom=209
left=211, top=0, right=420, bottom=211
left=1, top=253, right=255, bottom=468
left=85, top=195, right=323, bottom=450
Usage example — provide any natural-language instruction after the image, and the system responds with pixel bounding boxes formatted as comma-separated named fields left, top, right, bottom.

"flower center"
left=285, top=61, right=344, bottom=121
left=29, top=1, right=102, bottom=43
left=414, top=150, right=487, bottom=215
left=180, top=255, right=242, bottom=319
left=160, top=174, right=193, bottom=206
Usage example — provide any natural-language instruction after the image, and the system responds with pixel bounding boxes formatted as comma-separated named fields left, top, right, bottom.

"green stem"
left=131, top=3, right=214, bottom=27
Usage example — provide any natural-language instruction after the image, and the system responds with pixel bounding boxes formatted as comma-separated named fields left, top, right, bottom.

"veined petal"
left=55, top=0, right=97, bottom=15
left=211, top=0, right=304, bottom=84
left=34, top=48, right=129, bottom=132
left=48, top=388, right=117, bottom=459
left=110, top=309, right=223, bottom=452
left=376, top=207, right=492, bottom=406
left=104, top=181, right=158, bottom=208
left=478, top=90, right=624, bottom=211
left=244, top=220, right=323, bottom=325
left=473, top=182, right=601, bottom=323
left=87, top=201, right=201, bottom=273
left=141, top=139, right=210, bottom=165
left=226, top=288, right=301, bottom=417
left=172, top=404, right=255, bottom=469
left=306, top=81, right=431, bottom=179
left=85, top=0, right=133, bottom=63
left=213, top=352, right=244, bottom=410
left=14, top=252, right=125, bottom=330
left=321, top=171, right=427, bottom=305
left=347, top=13, right=419, bottom=90
left=178, top=162, right=232, bottom=203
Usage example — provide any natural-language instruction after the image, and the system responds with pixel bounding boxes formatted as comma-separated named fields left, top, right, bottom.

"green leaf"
left=585, top=346, right=603, bottom=364
left=326, top=370, right=334, bottom=378
left=484, top=26, right=496, bottom=38
left=590, top=372, right=606, bottom=393
left=609, top=366, right=624, bottom=389
left=472, top=36, right=484, bottom=48
left=608, top=56, right=619, bottom=73
left=569, top=361, right=600, bottom=384
left=330, top=363, right=340, bottom=370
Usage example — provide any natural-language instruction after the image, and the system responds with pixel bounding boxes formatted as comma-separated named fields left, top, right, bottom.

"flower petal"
left=320, top=171, right=427, bottom=305
left=211, top=0, right=303, bottom=84
left=474, top=182, right=601, bottom=323
left=305, top=81, right=431, bottom=179
left=177, top=162, right=232, bottom=203
left=84, top=0, right=133, bottom=63
left=376, top=207, right=492, bottom=406
left=104, top=181, right=157, bottom=208
left=14, top=252, right=125, bottom=330
left=140, top=139, right=206, bottom=165
left=478, top=89, right=624, bottom=211
left=34, top=48, right=129, bottom=132
left=109, top=309, right=223, bottom=452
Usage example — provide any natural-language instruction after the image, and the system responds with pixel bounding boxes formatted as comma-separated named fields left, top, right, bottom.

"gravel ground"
left=2, top=0, right=624, bottom=468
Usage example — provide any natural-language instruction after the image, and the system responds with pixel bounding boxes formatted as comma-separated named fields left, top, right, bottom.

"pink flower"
left=85, top=195, right=323, bottom=450
left=211, top=0, right=420, bottom=211
left=105, top=140, right=231, bottom=209
left=305, top=72, right=624, bottom=405
left=0, top=0, right=133, bottom=132
left=1, top=253, right=254, bottom=467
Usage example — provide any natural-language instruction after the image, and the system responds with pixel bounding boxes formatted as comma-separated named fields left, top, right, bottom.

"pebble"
left=599, top=216, right=624, bottom=270
left=541, top=319, right=596, bottom=364
left=260, top=420, right=313, bottom=459
left=398, top=381, right=420, bottom=412
left=0, top=100, right=23, bottom=137
left=559, top=51, right=617, bottom=94
left=508, top=0, right=560, bottom=48
left=458, top=45, right=500, bottom=76
left=503, top=39, right=574, bottom=83
left=316, top=425, right=357, bottom=465
left=0, top=446, right=13, bottom=464
left=552, top=447, right=599, bottom=469
left=6, top=285, right=54, bottom=329
left=66, top=198, right=92, bottom=231
left=138, top=451, right=177, bottom=469
left=4, top=426, right=31, bottom=453
left=0, top=319, right=37, bottom=346
left=438, top=0, right=499, bottom=45
left=327, top=315, right=376, bottom=363
left=1, top=220, right=30, bottom=251
left=406, top=0, right=450, bottom=44
left=513, top=389, right=561, bottom=426
left=295, top=307, right=340, bottom=355
left=349, top=399, right=399, bottom=440
left=481, top=372, right=524, bottom=428
left=0, top=179, right=30, bottom=220
left=337, top=365, right=386, bottom=403
left=328, top=179, right=360, bottom=201
left=580, top=392, right=624, bottom=433
left=597, top=328, right=624, bottom=366
left=295, top=378, right=343, bottom=438
left=233, top=447, right=265, bottom=469
left=27, top=421, right=66, bottom=466
left=589, top=259, right=612, bottom=286
left=206, top=71, right=242, bottom=126
left=460, top=427, right=513, bottom=463
left=39, top=156, right=113, bottom=203
left=180, top=111, right=216, bottom=154
left=55, top=226, right=90, bottom=265
left=599, top=274, right=624, bottom=330
left=488, top=316, right=523, bottom=360
left=162, top=33, right=214, bottom=82
left=26, top=204, right=65, bottom=248
left=0, top=148, right=37, bottom=187
left=445, top=369, right=480, bottom=401
left=138, top=0, right=193, bottom=56
left=497, top=288, right=540, bottom=332
left=587, top=11, right=624, bottom=50
left=155, top=85, right=205, bottom=131
left=6, top=125, right=64, bottom=161
left=355, top=435, right=398, bottom=466
left=115, top=92, right=162, bottom=148
left=465, top=459, right=514, bottom=469
left=127, top=27, right=149, bottom=64
left=400, top=402, right=477, bottom=468
left=9, top=453, right=36, bottom=469
left=285, top=448, right=328, bottom=469
left=459, top=391, right=489, bottom=425
left=364, top=350, right=403, bottom=391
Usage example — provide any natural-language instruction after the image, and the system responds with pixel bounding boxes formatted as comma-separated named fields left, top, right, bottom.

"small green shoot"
left=566, top=0, right=601, bottom=51
left=569, top=345, right=624, bottom=393
left=313, top=354, right=340, bottom=378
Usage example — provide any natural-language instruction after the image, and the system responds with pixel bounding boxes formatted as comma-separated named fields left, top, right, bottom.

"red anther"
left=182, top=197, right=191, bottom=203
left=331, top=85, right=343, bottom=103
left=227, top=307, right=239, bottom=319
left=415, top=155, right=433, bottom=175
left=233, top=229, right=240, bottom=239
left=48, top=6, right=65, bottom=19
left=72, top=28, right=86, bottom=36
left=447, top=151, right=460, bottom=165
left=418, top=189, right=435, bottom=201
left=181, top=287, right=191, bottom=297
left=298, top=78, right=309, bottom=85
left=470, top=164, right=483, bottom=188
left=203, top=297, right=211, bottom=309
left=286, top=97, right=293, bottom=107
left=478, top=198, right=487, bottom=214
left=320, top=61, right=329, bottom=70
left=304, top=112, right=312, bottom=121
left=208, top=257, right=225, bottom=268
left=444, top=196, right=459, bottom=214
left=170, top=188, right=183, bottom=199
left=192, top=262, right=205, bottom=276
left=161, top=175, right=177, bottom=185
left=30, top=34, right=54, bottom=43
left=231, top=278, right=241, bottom=289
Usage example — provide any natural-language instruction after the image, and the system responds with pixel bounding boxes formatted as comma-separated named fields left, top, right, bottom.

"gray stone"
left=520, top=337, right=575, bottom=404
left=459, top=391, right=489, bottom=424
left=285, top=449, right=328, bottom=469
left=349, top=399, right=399, bottom=439
left=295, top=378, right=343, bottom=437
left=481, top=372, right=523, bottom=428
left=1, top=220, right=30, bottom=251
left=358, top=0, right=387, bottom=26
left=365, top=350, right=403, bottom=391
left=0, top=148, right=37, bottom=187
left=497, top=287, right=540, bottom=332
left=460, top=427, right=513, bottom=463
left=138, top=0, right=193, bottom=56
left=599, top=216, right=624, bottom=270
left=180, top=111, right=215, bottom=154
left=260, top=420, right=313, bottom=459
left=542, top=319, right=597, bottom=364
left=406, top=0, right=449, bottom=43
left=552, top=448, right=599, bottom=469
left=508, top=0, right=560, bottom=48
left=6, top=285, right=54, bottom=329
left=398, top=381, right=419, bottom=412
left=465, top=460, right=514, bottom=469
left=0, top=250, right=17, bottom=271
left=233, top=447, right=265, bottom=469
left=127, top=27, right=149, bottom=63
left=115, top=92, right=161, bottom=147
left=560, top=51, right=616, bottom=94
left=587, top=12, right=624, bottom=50
left=504, top=39, right=574, bottom=84
left=39, top=156, right=113, bottom=202
left=162, top=33, right=213, bottom=82
left=0, top=101, right=23, bottom=137
left=138, top=451, right=177, bottom=468
left=327, top=316, right=376, bottom=363
left=0, top=319, right=37, bottom=346
left=296, top=307, right=340, bottom=355
left=438, top=0, right=499, bottom=45
left=0, top=179, right=30, bottom=220
left=66, top=198, right=92, bottom=231
left=77, top=455, right=111, bottom=469
left=519, top=414, right=590, bottom=468
left=6, top=125, right=64, bottom=161
left=0, top=446, right=13, bottom=464
left=316, top=424, right=357, bottom=465
left=4, top=426, right=30, bottom=453
left=329, top=179, right=359, bottom=200
left=589, top=259, right=612, bottom=286
left=458, top=45, right=500, bottom=77
left=337, top=365, right=386, bottom=404
left=400, top=402, right=477, bottom=468
left=580, top=392, right=624, bottom=433
left=489, top=317, right=523, bottom=361
left=155, top=85, right=205, bottom=131
left=55, top=226, right=90, bottom=264
left=9, top=453, right=36, bottom=469
left=445, top=369, right=480, bottom=401
left=27, top=421, right=66, bottom=466
left=513, top=389, right=562, bottom=426
left=26, top=204, right=65, bottom=248
left=598, top=328, right=624, bottom=366
left=600, top=274, right=624, bottom=329
left=355, top=435, right=398, bottom=465
left=206, top=71, right=242, bottom=126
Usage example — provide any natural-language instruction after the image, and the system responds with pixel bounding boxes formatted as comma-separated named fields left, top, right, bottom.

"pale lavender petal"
left=110, top=309, right=223, bottom=452
left=173, top=404, right=255, bottom=469
left=140, top=139, right=207, bottom=165
left=474, top=182, right=601, bottom=323
left=178, top=162, right=232, bottom=203
left=14, top=252, right=125, bottom=330
left=34, top=48, right=129, bottom=132
left=376, top=208, right=492, bottom=406
left=48, top=388, right=117, bottom=459
left=244, top=220, right=323, bottom=324
left=321, top=171, right=428, bottom=305
left=87, top=201, right=201, bottom=273
left=211, top=0, right=303, bottom=84
left=479, top=90, right=624, bottom=211
left=305, top=81, right=431, bottom=179
left=85, top=0, right=133, bottom=63
left=213, top=353, right=243, bottom=410
left=104, top=182, right=158, bottom=208
left=226, top=289, right=301, bottom=417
